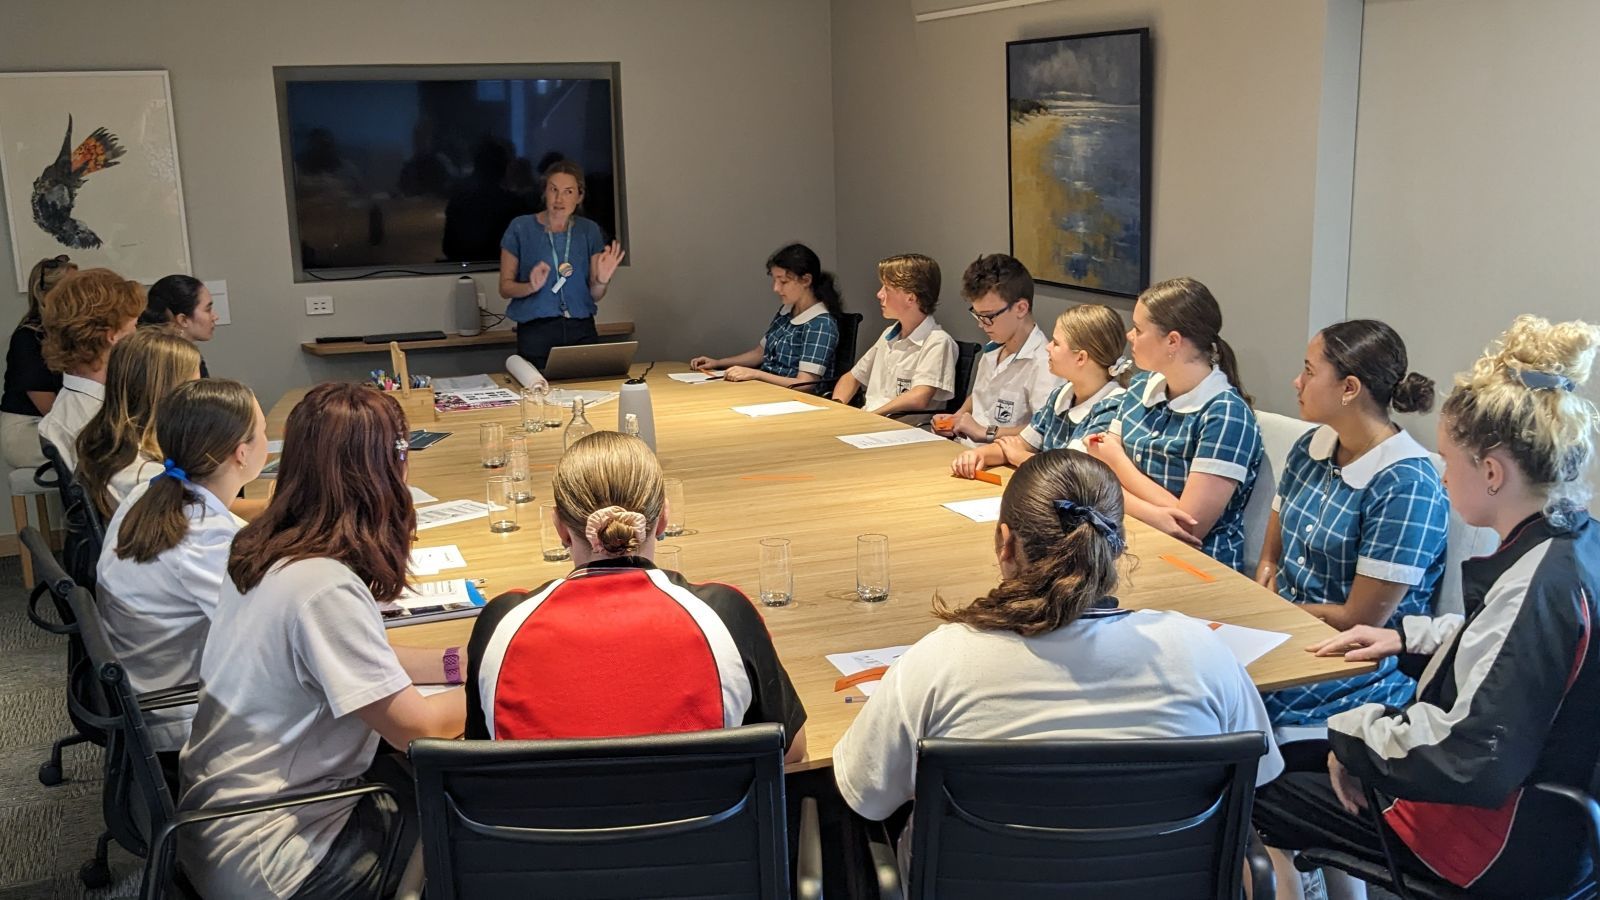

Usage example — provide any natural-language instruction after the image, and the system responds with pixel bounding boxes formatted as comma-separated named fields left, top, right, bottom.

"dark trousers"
left=516, top=316, right=599, bottom=369
left=289, top=753, right=416, bottom=900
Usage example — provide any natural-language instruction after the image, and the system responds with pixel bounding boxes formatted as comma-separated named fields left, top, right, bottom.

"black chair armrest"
left=789, top=379, right=831, bottom=396
left=1246, top=827, right=1275, bottom=900
left=1532, top=782, right=1600, bottom=857
left=866, top=819, right=903, bottom=900
left=137, top=684, right=200, bottom=713
left=883, top=409, right=941, bottom=420
left=141, top=783, right=398, bottom=900
left=26, top=582, right=75, bottom=635
left=796, top=797, right=824, bottom=900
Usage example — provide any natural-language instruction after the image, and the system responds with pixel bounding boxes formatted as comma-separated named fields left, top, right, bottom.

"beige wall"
left=830, top=0, right=1356, bottom=416
left=0, top=0, right=837, bottom=536
left=1348, top=0, right=1600, bottom=449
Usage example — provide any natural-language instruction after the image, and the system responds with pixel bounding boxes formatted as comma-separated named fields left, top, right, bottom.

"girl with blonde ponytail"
left=464, top=431, right=809, bottom=763
left=833, top=450, right=1282, bottom=824
left=1255, top=315, right=1600, bottom=900
left=96, top=379, right=268, bottom=753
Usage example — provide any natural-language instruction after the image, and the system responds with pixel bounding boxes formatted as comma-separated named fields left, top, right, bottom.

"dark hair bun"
left=1390, top=371, right=1436, bottom=414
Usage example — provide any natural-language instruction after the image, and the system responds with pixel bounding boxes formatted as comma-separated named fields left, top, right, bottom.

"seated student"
left=1257, top=320, right=1448, bottom=731
left=833, top=450, right=1283, bottom=828
left=0, top=255, right=74, bottom=469
left=96, top=379, right=268, bottom=754
left=830, top=253, right=957, bottom=422
left=141, top=274, right=220, bottom=377
left=952, top=303, right=1128, bottom=478
left=76, top=328, right=202, bottom=519
left=932, top=253, right=1058, bottom=444
left=466, top=431, right=808, bottom=763
left=1084, top=276, right=1262, bottom=570
left=689, top=243, right=843, bottom=389
left=38, top=268, right=144, bottom=470
left=179, top=383, right=465, bottom=900
left=1254, top=315, right=1600, bottom=900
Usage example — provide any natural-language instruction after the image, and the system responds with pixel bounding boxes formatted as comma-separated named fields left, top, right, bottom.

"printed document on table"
left=942, top=496, right=1002, bottom=523
left=408, top=485, right=438, bottom=505
left=545, top=389, right=618, bottom=409
left=668, top=371, right=724, bottom=383
left=826, top=645, right=912, bottom=697
left=414, top=499, right=505, bottom=531
left=1136, top=611, right=1291, bottom=667
left=409, top=544, right=467, bottom=577
left=731, top=400, right=828, bottom=417
left=836, top=429, right=949, bottom=449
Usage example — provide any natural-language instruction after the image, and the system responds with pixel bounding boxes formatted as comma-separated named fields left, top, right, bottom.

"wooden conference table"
left=262, top=363, right=1370, bottom=771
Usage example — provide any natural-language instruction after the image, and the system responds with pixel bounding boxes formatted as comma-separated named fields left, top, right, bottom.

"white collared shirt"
left=107, top=455, right=164, bottom=512
left=968, top=326, right=1061, bottom=429
left=38, top=373, right=104, bottom=471
left=97, top=480, right=247, bottom=751
left=850, top=316, right=957, bottom=414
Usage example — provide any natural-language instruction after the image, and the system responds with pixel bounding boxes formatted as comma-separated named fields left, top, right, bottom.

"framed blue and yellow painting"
left=1007, top=29, right=1152, bottom=298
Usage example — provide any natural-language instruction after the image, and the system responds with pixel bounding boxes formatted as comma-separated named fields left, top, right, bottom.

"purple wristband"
left=444, top=647, right=463, bottom=685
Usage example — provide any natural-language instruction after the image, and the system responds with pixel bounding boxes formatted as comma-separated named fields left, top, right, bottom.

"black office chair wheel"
left=79, top=859, right=111, bottom=889
left=38, top=762, right=62, bottom=786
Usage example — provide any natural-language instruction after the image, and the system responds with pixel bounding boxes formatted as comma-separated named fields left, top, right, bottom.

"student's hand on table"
left=689, top=356, right=717, bottom=371
left=1146, top=505, right=1203, bottom=548
left=951, top=450, right=985, bottom=479
left=594, top=241, right=626, bottom=284
left=995, top=435, right=1032, bottom=466
left=950, top=413, right=984, bottom=440
left=1328, top=753, right=1368, bottom=814
left=1308, top=624, right=1403, bottom=662
left=724, top=366, right=761, bottom=383
left=1254, top=561, right=1277, bottom=589
left=528, top=261, right=552, bottom=292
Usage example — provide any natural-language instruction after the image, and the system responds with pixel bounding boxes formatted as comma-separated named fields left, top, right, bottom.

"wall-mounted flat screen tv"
left=274, top=63, right=625, bottom=282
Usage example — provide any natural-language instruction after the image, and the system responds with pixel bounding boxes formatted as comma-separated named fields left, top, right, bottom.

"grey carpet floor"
left=0, top=555, right=141, bottom=899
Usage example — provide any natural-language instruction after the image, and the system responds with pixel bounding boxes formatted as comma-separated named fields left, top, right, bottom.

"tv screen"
left=274, top=64, right=625, bottom=281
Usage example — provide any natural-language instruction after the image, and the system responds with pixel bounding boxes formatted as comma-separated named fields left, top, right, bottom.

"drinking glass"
left=486, top=477, right=519, bottom=533
left=663, top=477, right=686, bottom=537
left=655, top=543, right=682, bottom=573
left=479, top=422, right=506, bottom=468
left=521, top=387, right=546, bottom=433
left=507, top=447, right=534, bottom=503
left=758, top=538, right=793, bottom=608
left=542, top=394, right=563, bottom=429
left=540, top=501, right=570, bottom=562
left=856, top=534, right=891, bottom=602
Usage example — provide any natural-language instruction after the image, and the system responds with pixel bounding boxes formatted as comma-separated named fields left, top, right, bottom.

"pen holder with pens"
left=366, top=342, right=438, bottom=423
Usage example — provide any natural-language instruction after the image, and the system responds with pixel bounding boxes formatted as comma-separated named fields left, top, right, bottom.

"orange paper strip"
left=950, top=470, right=1002, bottom=485
left=1160, top=554, right=1216, bottom=582
left=834, top=666, right=889, bottom=692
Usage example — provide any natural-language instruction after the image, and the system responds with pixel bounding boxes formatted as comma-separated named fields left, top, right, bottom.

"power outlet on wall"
left=305, top=295, right=334, bottom=316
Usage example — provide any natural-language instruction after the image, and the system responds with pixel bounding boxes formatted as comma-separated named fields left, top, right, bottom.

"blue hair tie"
left=1053, top=498, right=1126, bottom=555
left=149, top=458, right=188, bottom=485
left=1517, top=369, right=1576, bottom=392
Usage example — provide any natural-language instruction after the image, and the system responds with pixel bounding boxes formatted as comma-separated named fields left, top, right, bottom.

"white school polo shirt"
left=97, top=480, right=246, bottom=751
left=850, top=317, right=957, bottom=415
left=968, top=325, right=1060, bottom=429
left=38, top=373, right=103, bottom=470
left=832, top=608, right=1284, bottom=821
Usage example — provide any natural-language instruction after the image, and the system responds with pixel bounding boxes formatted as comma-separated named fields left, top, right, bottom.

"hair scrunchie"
left=149, top=458, right=188, bottom=485
left=1109, top=357, right=1133, bottom=377
left=1052, top=498, right=1126, bottom=555
left=584, top=505, right=650, bottom=555
left=1517, top=369, right=1576, bottom=392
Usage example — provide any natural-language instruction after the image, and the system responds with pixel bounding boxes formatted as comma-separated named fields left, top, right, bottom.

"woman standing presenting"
left=498, top=160, right=625, bottom=368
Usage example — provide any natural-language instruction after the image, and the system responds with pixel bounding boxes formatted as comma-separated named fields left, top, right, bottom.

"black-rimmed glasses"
left=969, top=301, right=1016, bottom=326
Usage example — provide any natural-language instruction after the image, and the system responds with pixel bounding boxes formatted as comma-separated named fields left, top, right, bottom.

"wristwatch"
left=986, top=425, right=999, bottom=442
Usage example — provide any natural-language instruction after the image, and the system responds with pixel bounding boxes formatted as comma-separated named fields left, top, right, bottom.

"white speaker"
left=453, top=277, right=480, bottom=336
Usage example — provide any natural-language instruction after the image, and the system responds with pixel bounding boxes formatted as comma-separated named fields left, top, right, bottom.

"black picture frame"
left=1006, top=28, right=1153, bottom=299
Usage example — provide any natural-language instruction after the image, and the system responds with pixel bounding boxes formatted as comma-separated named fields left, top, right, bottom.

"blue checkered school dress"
left=1021, top=382, right=1125, bottom=452
left=1263, top=426, right=1449, bottom=726
left=760, top=307, right=839, bottom=381
left=1112, top=370, right=1262, bottom=572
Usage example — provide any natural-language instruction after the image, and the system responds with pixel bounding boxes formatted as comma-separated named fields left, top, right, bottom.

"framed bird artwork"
left=0, top=70, right=192, bottom=292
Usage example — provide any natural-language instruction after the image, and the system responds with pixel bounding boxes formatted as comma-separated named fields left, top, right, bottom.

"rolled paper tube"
left=506, top=355, right=548, bottom=391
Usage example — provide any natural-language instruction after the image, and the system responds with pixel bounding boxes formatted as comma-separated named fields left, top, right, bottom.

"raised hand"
left=593, top=241, right=626, bottom=285
left=529, top=261, right=552, bottom=292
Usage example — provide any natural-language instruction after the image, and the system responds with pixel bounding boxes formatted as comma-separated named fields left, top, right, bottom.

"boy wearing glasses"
left=934, top=254, right=1060, bottom=445
left=832, top=254, right=957, bottom=423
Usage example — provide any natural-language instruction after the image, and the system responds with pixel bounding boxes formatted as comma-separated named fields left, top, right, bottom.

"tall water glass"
left=540, top=501, right=570, bottom=562
left=856, top=534, right=890, bottom=602
left=486, top=477, right=519, bottom=533
left=479, top=422, right=506, bottom=468
left=521, top=387, right=547, bottom=433
left=663, top=477, right=687, bottom=537
left=758, top=538, right=793, bottom=608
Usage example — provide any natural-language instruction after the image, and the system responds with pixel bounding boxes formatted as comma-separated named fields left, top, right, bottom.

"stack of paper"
left=546, top=389, right=619, bottom=409
left=732, top=400, right=827, bottom=418
left=668, top=371, right=725, bottom=384
left=433, top=386, right=522, bottom=412
left=942, top=496, right=1002, bottom=523
left=380, top=577, right=487, bottom=627
left=825, top=645, right=912, bottom=697
left=409, top=544, right=466, bottom=577
left=837, top=429, right=949, bottom=449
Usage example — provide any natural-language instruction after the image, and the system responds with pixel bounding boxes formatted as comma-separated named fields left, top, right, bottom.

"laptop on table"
left=540, top=341, right=639, bottom=380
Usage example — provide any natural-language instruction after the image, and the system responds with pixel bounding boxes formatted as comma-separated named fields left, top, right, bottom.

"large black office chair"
left=411, top=724, right=820, bottom=900
left=36, top=437, right=105, bottom=591
left=867, top=733, right=1276, bottom=900
left=21, top=525, right=112, bottom=790
left=1294, top=774, right=1600, bottom=900
left=792, top=311, right=863, bottom=398
left=884, top=340, right=982, bottom=420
